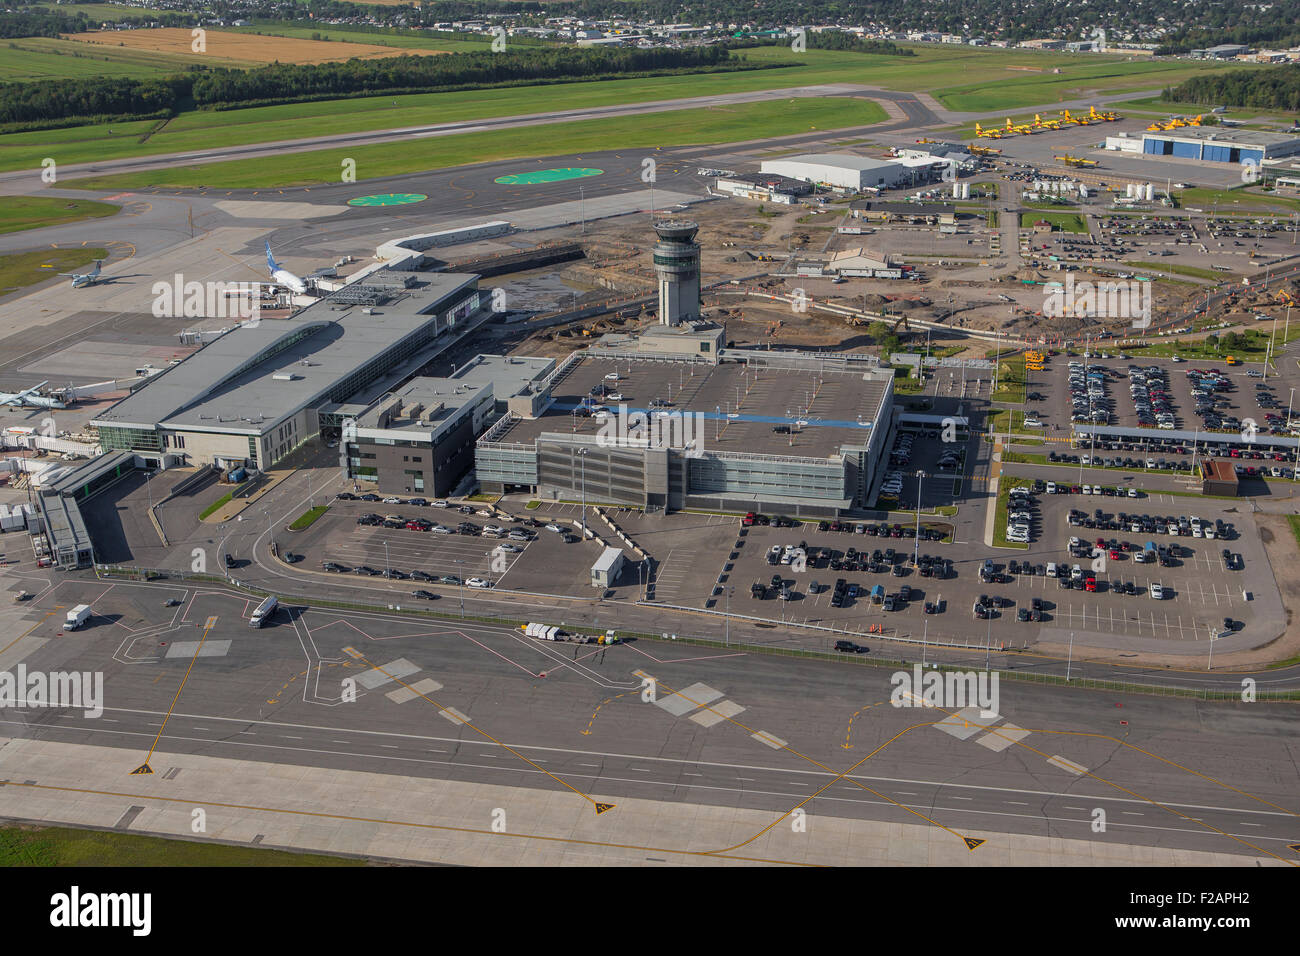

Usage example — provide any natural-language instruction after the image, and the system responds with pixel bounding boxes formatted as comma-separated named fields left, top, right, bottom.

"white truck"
left=520, top=622, right=618, bottom=644
left=249, top=595, right=278, bottom=628
left=65, top=604, right=92, bottom=630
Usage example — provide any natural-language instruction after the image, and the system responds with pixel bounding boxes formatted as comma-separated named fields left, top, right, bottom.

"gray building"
left=93, top=269, right=485, bottom=470
left=475, top=346, right=895, bottom=517
left=343, top=354, right=554, bottom=496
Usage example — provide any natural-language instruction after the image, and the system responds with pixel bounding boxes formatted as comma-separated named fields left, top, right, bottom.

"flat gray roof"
left=356, top=354, right=554, bottom=432
left=767, top=154, right=899, bottom=171
left=492, top=352, right=891, bottom=459
left=1144, top=128, right=1300, bottom=147
left=92, top=272, right=478, bottom=435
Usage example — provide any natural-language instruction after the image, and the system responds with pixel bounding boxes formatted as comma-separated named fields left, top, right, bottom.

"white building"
left=759, top=154, right=916, bottom=191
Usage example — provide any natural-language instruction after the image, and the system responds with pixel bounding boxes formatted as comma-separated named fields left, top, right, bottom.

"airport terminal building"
left=474, top=343, right=896, bottom=517
left=91, top=269, right=485, bottom=471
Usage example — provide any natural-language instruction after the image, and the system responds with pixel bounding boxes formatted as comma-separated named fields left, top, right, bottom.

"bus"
left=249, top=595, right=278, bottom=628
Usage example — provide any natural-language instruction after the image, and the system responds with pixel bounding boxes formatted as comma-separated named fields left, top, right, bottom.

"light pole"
left=384, top=540, right=390, bottom=578
left=913, top=470, right=925, bottom=566
left=725, top=586, right=733, bottom=646
left=577, top=448, right=588, bottom=538
left=579, top=186, right=586, bottom=235
left=1066, top=631, right=1074, bottom=681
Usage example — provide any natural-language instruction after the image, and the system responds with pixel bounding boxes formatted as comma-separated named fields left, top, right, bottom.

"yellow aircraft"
left=1187, top=114, right=1204, bottom=126
left=974, top=122, right=1003, bottom=139
left=969, top=144, right=1002, bottom=156
left=1090, top=106, right=1121, bottom=122
left=1055, top=154, right=1100, bottom=168
left=1033, top=113, right=1062, bottom=130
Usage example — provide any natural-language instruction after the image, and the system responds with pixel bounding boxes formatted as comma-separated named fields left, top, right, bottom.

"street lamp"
left=725, top=586, right=733, bottom=646
left=913, top=470, right=925, bottom=566
left=577, top=448, right=589, bottom=538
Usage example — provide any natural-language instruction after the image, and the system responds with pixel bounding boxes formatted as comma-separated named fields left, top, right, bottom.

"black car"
left=354, top=565, right=382, bottom=576
left=410, top=570, right=434, bottom=582
left=381, top=568, right=406, bottom=579
left=1016, top=608, right=1031, bottom=622
left=322, top=561, right=349, bottom=573
left=359, top=493, right=381, bottom=502
left=439, top=575, right=461, bottom=585
left=834, top=640, right=862, bottom=653
left=408, top=498, right=428, bottom=507
left=412, top=590, right=438, bottom=600
left=224, top=553, right=236, bottom=569
left=335, top=492, right=356, bottom=500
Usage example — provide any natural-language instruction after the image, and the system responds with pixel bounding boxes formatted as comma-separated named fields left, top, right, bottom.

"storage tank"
left=1144, top=182, right=1155, bottom=201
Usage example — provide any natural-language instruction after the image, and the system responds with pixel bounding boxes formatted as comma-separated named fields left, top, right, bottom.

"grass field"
left=0, top=36, right=206, bottom=81
left=65, top=96, right=888, bottom=190
left=67, top=27, right=450, bottom=66
left=1123, top=260, right=1226, bottom=280
left=1176, top=186, right=1300, bottom=215
left=0, top=45, right=1248, bottom=173
left=198, top=493, right=232, bottom=519
left=0, top=247, right=107, bottom=295
left=0, top=823, right=364, bottom=866
left=0, top=196, right=118, bottom=235
left=1021, top=211, right=1088, bottom=233
left=290, top=505, right=329, bottom=530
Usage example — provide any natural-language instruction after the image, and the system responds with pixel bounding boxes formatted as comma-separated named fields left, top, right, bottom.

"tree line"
left=0, top=45, right=754, bottom=126
left=1166, top=66, right=1300, bottom=112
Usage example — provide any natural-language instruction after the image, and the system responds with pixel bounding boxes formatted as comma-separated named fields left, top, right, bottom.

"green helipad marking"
left=347, top=193, right=428, bottom=207
left=494, top=167, right=604, bottom=186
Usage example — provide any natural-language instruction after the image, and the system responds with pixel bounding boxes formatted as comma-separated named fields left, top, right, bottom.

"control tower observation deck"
left=651, top=219, right=701, bottom=327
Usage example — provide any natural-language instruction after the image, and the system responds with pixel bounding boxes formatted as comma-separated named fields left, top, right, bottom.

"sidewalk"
left=0, top=736, right=1279, bottom=867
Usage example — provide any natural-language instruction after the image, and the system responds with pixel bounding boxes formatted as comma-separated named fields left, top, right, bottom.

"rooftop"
left=764, top=154, right=901, bottom=171
left=489, top=352, right=891, bottom=459
left=93, top=272, right=479, bottom=435
left=1143, top=127, right=1300, bottom=147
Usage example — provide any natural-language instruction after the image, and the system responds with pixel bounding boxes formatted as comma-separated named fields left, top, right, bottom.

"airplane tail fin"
left=90, top=261, right=101, bottom=276
left=265, top=241, right=279, bottom=275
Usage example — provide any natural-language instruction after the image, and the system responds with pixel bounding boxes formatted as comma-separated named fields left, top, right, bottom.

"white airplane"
left=0, top=381, right=66, bottom=410
left=265, top=242, right=308, bottom=295
left=60, top=260, right=105, bottom=288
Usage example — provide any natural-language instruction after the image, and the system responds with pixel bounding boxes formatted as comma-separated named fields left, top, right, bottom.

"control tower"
left=652, top=219, right=701, bottom=327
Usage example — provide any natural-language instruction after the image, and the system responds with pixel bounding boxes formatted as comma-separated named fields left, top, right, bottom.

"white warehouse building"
left=759, top=154, right=917, bottom=191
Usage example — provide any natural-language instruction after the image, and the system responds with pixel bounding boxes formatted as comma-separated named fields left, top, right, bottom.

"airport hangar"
left=1104, top=127, right=1300, bottom=165
left=758, top=153, right=940, bottom=192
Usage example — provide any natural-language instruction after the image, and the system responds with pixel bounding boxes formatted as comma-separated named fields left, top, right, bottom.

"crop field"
left=66, top=96, right=889, bottom=190
left=0, top=36, right=204, bottom=81
left=229, top=23, right=492, bottom=53
left=64, top=27, right=451, bottom=66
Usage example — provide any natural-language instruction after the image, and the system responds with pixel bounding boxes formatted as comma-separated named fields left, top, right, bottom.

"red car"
left=1109, top=549, right=1123, bottom=560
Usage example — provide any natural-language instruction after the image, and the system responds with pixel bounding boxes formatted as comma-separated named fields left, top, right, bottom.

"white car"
left=431, top=500, right=449, bottom=508
left=466, top=578, right=492, bottom=589
left=483, top=525, right=505, bottom=535
left=604, top=372, right=620, bottom=381
left=1149, top=582, right=1164, bottom=600
left=476, top=509, right=493, bottom=517
left=496, top=543, right=521, bottom=553
left=432, top=525, right=451, bottom=534
left=606, top=393, right=624, bottom=402
left=384, top=496, right=403, bottom=504
left=545, top=524, right=563, bottom=533
left=1023, top=418, right=1042, bottom=427
left=1127, top=487, right=1138, bottom=498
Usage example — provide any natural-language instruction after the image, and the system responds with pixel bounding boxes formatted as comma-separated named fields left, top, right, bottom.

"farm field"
left=65, top=96, right=889, bottom=190
left=0, top=196, right=119, bottom=235
left=64, top=27, right=451, bottom=66
left=0, top=36, right=204, bottom=80
left=228, top=23, right=493, bottom=53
